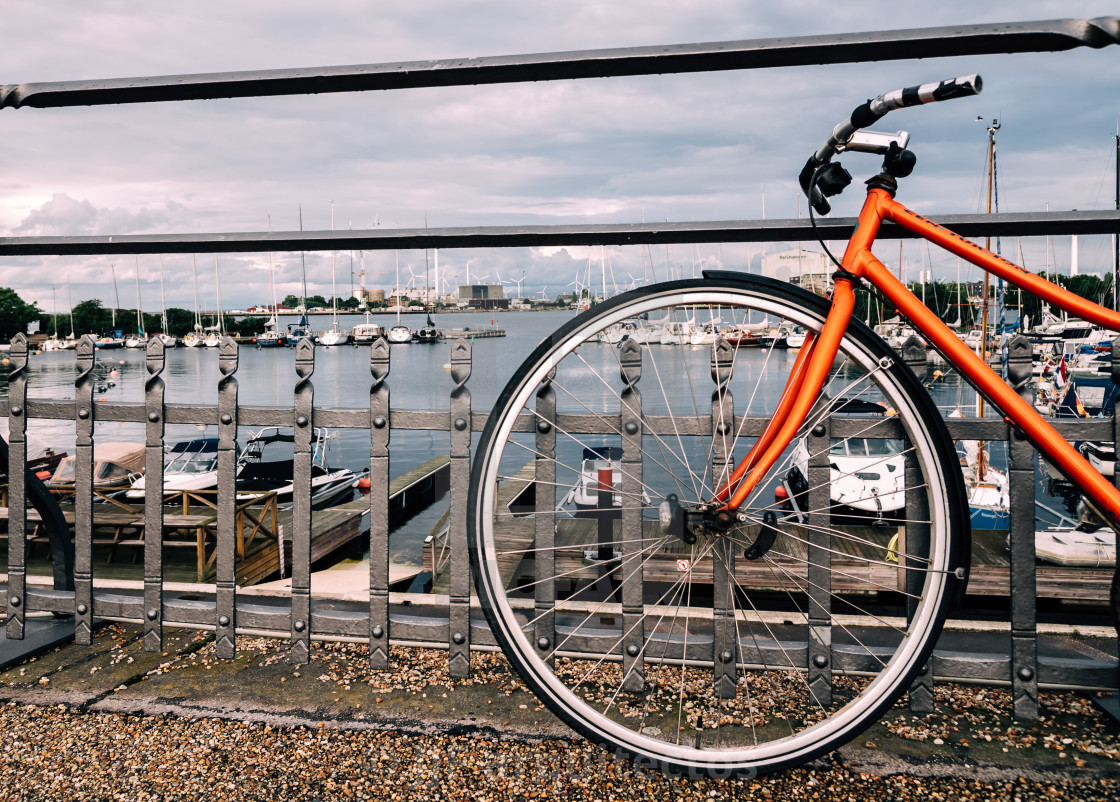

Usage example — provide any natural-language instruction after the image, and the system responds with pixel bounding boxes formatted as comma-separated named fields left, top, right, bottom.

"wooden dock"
left=428, top=460, right=1117, bottom=604
left=0, top=455, right=452, bottom=589
left=440, top=328, right=506, bottom=339
left=226, top=455, right=451, bottom=586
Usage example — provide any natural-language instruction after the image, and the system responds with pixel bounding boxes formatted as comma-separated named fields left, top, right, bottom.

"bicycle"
left=467, top=75, right=1120, bottom=777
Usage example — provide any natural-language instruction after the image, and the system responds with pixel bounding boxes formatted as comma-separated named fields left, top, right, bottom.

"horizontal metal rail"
left=1, top=210, right=1117, bottom=256
left=2, top=18, right=1117, bottom=109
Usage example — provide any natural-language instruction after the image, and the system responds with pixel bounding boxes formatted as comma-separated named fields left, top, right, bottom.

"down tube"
left=863, top=255, right=1120, bottom=526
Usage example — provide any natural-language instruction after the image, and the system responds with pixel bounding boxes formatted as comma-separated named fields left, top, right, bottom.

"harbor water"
left=0, top=308, right=1081, bottom=579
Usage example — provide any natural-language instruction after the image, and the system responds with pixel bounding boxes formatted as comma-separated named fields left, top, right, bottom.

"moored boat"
left=234, top=427, right=357, bottom=509
left=126, top=438, right=225, bottom=499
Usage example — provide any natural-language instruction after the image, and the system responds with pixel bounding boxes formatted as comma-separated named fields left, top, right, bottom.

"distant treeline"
left=854, top=273, right=1114, bottom=331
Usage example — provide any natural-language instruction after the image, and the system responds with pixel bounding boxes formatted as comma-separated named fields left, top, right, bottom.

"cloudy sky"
left=1, top=0, right=1118, bottom=314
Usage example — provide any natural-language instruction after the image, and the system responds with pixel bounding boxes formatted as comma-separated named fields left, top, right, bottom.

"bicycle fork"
left=709, top=276, right=859, bottom=517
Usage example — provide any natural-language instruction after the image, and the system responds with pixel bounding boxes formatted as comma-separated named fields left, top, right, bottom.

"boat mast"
left=191, top=255, right=203, bottom=332
left=267, top=215, right=278, bottom=328
left=298, top=204, right=308, bottom=330
left=134, top=257, right=144, bottom=336
left=977, top=119, right=999, bottom=478
left=159, top=257, right=169, bottom=336
left=66, top=273, right=76, bottom=339
left=110, top=263, right=119, bottom=329
left=330, top=201, right=338, bottom=332
left=214, top=256, right=224, bottom=334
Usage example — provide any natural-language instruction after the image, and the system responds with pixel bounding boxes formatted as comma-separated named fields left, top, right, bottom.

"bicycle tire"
left=468, top=274, right=968, bottom=777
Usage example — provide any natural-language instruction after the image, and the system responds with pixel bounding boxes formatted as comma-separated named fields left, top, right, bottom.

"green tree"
left=71, top=299, right=113, bottom=337
left=229, top=316, right=267, bottom=337
left=164, top=307, right=197, bottom=337
left=281, top=294, right=301, bottom=308
left=0, top=287, right=41, bottom=340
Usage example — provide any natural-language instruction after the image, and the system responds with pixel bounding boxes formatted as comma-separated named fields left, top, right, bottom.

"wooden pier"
left=440, top=328, right=505, bottom=339
left=0, top=455, right=452, bottom=588
left=426, top=460, right=1117, bottom=604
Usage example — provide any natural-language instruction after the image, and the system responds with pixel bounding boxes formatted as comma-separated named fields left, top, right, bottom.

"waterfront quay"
left=0, top=620, right=1117, bottom=801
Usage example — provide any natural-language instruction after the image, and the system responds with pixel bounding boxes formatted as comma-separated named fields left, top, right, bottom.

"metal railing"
left=1, top=330, right=1117, bottom=718
left=2, top=16, right=1120, bottom=723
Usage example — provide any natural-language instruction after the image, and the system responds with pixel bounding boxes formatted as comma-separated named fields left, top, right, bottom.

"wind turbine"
left=505, top=272, right=525, bottom=302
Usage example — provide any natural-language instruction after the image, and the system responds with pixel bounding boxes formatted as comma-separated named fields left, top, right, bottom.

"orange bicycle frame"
left=717, top=186, right=1120, bottom=527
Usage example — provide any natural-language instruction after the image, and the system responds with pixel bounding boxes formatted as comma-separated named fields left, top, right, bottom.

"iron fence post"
left=369, top=337, right=391, bottom=668
left=619, top=338, right=645, bottom=692
left=1007, top=335, right=1038, bottom=720
left=5, top=334, right=28, bottom=639
left=143, top=337, right=166, bottom=652
left=290, top=338, right=315, bottom=663
left=74, top=336, right=96, bottom=644
left=449, top=338, right=472, bottom=677
left=215, top=337, right=239, bottom=658
left=533, top=371, right=557, bottom=669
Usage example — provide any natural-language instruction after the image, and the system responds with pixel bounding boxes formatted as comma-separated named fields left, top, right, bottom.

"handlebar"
left=800, top=74, right=982, bottom=214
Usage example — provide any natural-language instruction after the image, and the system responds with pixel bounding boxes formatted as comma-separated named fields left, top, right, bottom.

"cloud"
left=1, top=0, right=1118, bottom=311
left=14, top=193, right=185, bottom=236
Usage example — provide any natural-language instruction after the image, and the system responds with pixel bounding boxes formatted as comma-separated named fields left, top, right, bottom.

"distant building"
left=353, top=288, right=386, bottom=306
left=760, top=248, right=831, bottom=296
left=456, top=284, right=508, bottom=310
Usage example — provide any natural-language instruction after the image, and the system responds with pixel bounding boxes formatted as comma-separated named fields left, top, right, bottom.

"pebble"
left=1, top=627, right=1118, bottom=800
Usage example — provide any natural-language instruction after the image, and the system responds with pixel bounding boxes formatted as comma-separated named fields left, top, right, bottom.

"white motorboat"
left=126, top=438, right=225, bottom=499
left=350, top=322, right=382, bottom=344
left=785, top=327, right=808, bottom=349
left=788, top=399, right=906, bottom=522
left=559, top=446, right=650, bottom=512
left=659, top=320, right=692, bottom=346
left=235, top=427, right=357, bottom=509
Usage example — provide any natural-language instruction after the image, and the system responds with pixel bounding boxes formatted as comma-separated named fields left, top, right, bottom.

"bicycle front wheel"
left=468, top=275, right=968, bottom=777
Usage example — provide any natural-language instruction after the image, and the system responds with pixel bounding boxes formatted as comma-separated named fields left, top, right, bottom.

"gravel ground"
left=1, top=625, right=1118, bottom=801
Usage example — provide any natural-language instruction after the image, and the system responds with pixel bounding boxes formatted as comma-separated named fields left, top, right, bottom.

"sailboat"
left=350, top=251, right=381, bottom=344
left=156, top=257, right=177, bottom=348
left=125, top=258, right=149, bottom=348
left=415, top=313, right=442, bottom=343
left=182, top=256, right=206, bottom=347
left=204, top=256, right=224, bottom=347
left=96, top=265, right=126, bottom=349
left=42, top=287, right=66, bottom=351
left=256, top=229, right=286, bottom=348
left=317, top=204, right=349, bottom=346
left=286, top=206, right=313, bottom=344
left=956, top=119, right=1010, bottom=531
left=387, top=254, right=413, bottom=343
